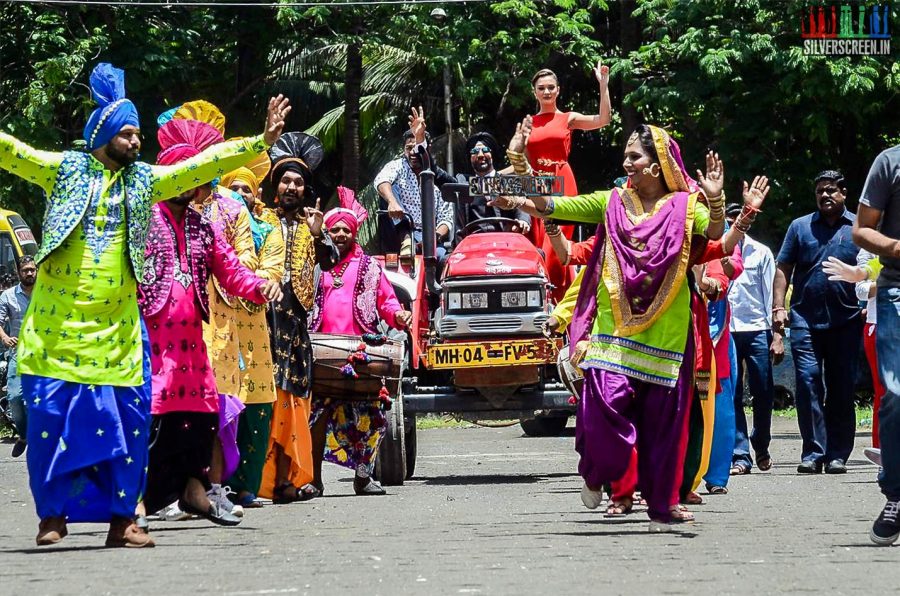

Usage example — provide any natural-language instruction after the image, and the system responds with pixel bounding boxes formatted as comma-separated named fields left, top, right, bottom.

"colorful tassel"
left=379, top=379, right=392, bottom=410
left=340, top=363, right=358, bottom=378
left=362, top=333, right=387, bottom=346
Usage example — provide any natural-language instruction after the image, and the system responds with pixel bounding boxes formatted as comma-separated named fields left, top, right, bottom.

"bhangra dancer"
left=140, top=117, right=282, bottom=526
left=260, top=132, right=339, bottom=503
left=308, top=190, right=413, bottom=496
left=221, top=152, right=286, bottom=508
left=499, top=121, right=767, bottom=531
left=0, top=62, right=289, bottom=547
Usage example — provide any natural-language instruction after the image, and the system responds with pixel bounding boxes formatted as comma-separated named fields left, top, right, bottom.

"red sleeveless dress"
left=527, top=111, right=577, bottom=303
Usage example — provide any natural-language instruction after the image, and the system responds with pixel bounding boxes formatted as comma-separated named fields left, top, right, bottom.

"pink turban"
left=323, top=186, right=368, bottom=238
left=157, top=118, right=224, bottom=166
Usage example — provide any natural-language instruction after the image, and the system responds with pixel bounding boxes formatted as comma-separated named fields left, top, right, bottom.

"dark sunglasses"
left=470, top=147, right=491, bottom=155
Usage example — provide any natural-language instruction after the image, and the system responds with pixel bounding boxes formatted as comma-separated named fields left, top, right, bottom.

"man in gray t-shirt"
left=0, top=255, right=36, bottom=457
left=853, top=144, right=900, bottom=546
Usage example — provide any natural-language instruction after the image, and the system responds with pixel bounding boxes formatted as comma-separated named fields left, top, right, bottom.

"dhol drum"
left=309, top=333, right=404, bottom=400
left=557, top=344, right=584, bottom=398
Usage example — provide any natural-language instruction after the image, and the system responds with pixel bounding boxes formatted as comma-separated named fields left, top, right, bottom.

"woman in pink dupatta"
left=308, top=189, right=412, bottom=496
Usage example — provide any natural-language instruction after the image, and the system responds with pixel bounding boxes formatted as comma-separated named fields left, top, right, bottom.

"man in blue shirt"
left=0, top=256, right=37, bottom=458
left=773, top=170, right=861, bottom=474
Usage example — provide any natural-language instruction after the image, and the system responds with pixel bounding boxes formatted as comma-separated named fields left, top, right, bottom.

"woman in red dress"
left=526, top=60, right=611, bottom=302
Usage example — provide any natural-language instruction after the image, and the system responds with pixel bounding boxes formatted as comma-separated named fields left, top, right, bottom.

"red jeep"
left=374, top=176, right=574, bottom=485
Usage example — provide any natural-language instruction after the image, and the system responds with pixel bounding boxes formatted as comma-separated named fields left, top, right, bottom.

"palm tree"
left=271, top=39, right=448, bottom=247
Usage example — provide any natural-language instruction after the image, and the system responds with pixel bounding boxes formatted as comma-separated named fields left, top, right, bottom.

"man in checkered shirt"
left=374, top=129, right=454, bottom=256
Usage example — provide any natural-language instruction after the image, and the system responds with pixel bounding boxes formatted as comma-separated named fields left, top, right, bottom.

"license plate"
left=426, top=339, right=557, bottom=370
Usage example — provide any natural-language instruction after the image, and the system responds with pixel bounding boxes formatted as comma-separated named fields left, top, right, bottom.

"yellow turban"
left=221, top=143, right=271, bottom=196
left=221, top=167, right=259, bottom=195
left=174, top=100, right=226, bottom=136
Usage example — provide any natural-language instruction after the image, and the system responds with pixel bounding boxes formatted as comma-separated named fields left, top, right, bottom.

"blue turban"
left=83, top=63, right=140, bottom=151
left=156, top=107, right=178, bottom=128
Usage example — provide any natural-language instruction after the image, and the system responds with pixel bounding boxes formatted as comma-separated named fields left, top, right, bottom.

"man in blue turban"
left=0, top=62, right=292, bottom=548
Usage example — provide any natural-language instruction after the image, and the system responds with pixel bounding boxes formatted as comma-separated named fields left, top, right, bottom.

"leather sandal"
left=36, top=516, right=68, bottom=546
left=297, top=483, right=322, bottom=501
left=105, top=516, right=155, bottom=548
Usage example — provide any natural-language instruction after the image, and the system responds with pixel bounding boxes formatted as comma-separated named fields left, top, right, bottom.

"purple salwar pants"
left=218, top=393, right=245, bottom=480
left=575, top=334, right=694, bottom=523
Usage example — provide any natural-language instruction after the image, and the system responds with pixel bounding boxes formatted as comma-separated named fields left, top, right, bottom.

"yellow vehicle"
left=0, top=208, right=38, bottom=278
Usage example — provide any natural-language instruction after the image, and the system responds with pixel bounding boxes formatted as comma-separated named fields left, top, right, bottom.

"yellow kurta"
left=237, top=215, right=284, bottom=404
left=197, top=192, right=258, bottom=398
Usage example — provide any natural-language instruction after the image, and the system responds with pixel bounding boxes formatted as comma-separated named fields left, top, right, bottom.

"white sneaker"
left=580, top=483, right=604, bottom=510
left=207, top=485, right=243, bottom=518
left=158, top=502, right=192, bottom=522
left=864, top=447, right=882, bottom=466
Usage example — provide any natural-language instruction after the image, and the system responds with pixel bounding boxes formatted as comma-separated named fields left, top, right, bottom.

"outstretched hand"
left=696, top=151, right=724, bottom=199
left=508, top=115, right=533, bottom=154
left=592, top=58, right=609, bottom=88
left=303, top=198, right=324, bottom=236
left=742, top=175, right=770, bottom=210
left=408, top=106, right=426, bottom=145
left=264, top=94, right=292, bottom=145
left=821, top=256, right=867, bottom=283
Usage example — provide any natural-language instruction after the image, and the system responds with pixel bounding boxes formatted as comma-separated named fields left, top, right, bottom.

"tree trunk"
left=619, top=0, right=641, bottom=143
left=342, top=37, right=363, bottom=192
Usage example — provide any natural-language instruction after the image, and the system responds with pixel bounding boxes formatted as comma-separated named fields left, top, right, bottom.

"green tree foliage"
left=617, top=0, right=900, bottom=245
left=0, top=0, right=897, bottom=251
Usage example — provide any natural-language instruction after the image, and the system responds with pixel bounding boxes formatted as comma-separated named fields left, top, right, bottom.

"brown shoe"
left=36, top=516, right=68, bottom=546
left=105, top=516, right=155, bottom=548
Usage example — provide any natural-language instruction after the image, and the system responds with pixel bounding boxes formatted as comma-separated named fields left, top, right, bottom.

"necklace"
left=331, top=260, right=352, bottom=289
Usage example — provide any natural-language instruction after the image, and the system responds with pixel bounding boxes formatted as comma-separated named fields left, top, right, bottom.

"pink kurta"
left=146, top=203, right=266, bottom=416
left=318, top=254, right=403, bottom=334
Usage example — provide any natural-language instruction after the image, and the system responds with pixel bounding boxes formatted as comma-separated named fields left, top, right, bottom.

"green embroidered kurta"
left=551, top=190, right=710, bottom=386
left=0, top=132, right=269, bottom=386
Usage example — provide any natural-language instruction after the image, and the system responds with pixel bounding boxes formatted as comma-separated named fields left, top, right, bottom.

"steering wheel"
left=461, top=217, right=523, bottom=238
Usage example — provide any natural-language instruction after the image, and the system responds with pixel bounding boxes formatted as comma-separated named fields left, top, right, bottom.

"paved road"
left=0, top=418, right=894, bottom=595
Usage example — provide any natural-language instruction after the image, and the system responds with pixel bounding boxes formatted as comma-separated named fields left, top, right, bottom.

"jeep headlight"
left=501, top=291, right=526, bottom=308
left=527, top=289, right=542, bottom=307
left=448, top=292, right=461, bottom=310
left=462, top=292, right=489, bottom=309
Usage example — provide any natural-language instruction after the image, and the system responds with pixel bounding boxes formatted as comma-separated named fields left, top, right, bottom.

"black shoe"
left=11, top=440, right=26, bottom=458
left=353, top=477, right=386, bottom=496
left=797, top=460, right=823, bottom=474
left=870, top=501, right=900, bottom=546
left=825, top=459, right=847, bottom=474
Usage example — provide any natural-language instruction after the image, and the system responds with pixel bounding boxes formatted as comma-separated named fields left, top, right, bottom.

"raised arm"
left=0, top=132, right=64, bottom=194
left=151, top=95, right=290, bottom=202
left=568, top=59, right=612, bottom=131
left=696, top=151, right=725, bottom=240
left=720, top=176, right=770, bottom=255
